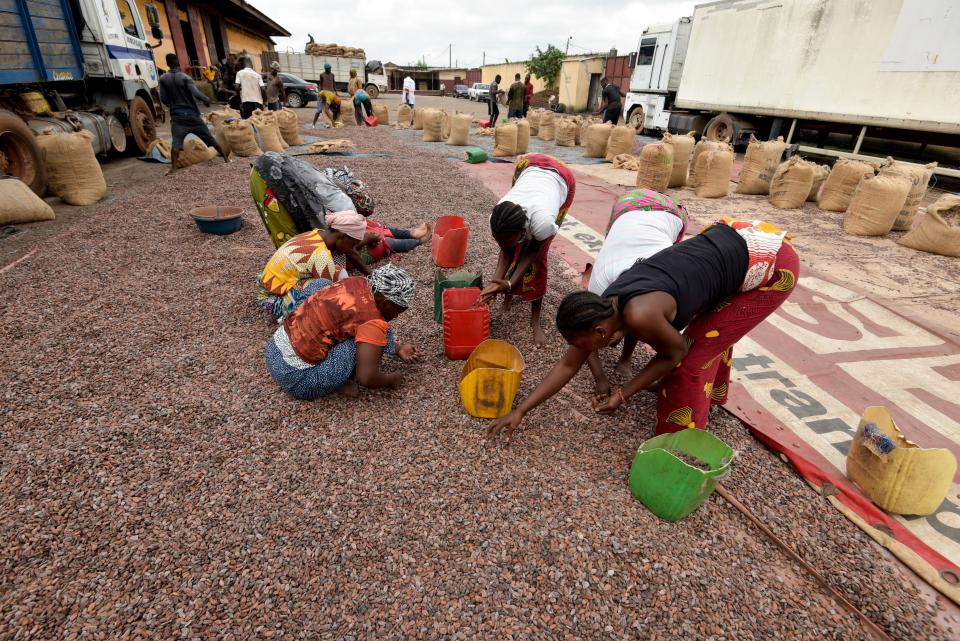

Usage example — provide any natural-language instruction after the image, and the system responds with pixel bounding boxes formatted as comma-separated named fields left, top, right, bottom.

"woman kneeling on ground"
left=488, top=219, right=799, bottom=442
left=266, top=263, right=419, bottom=399
left=585, top=189, right=688, bottom=387
left=480, top=153, right=576, bottom=346
left=256, top=211, right=368, bottom=319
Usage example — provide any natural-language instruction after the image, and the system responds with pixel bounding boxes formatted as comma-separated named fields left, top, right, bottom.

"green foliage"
left=526, top=45, right=564, bottom=87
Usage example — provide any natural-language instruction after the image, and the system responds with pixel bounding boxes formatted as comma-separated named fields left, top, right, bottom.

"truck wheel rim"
left=133, top=106, right=155, bottom=147
left=0, top=132, right=37, bottom=184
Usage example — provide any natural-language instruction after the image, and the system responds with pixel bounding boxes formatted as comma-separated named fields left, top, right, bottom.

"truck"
left=623, top=0, right=960, bottom=177
left=261, top=51, right=388, bottom=98
left=0, top=0, right=166, bottom=194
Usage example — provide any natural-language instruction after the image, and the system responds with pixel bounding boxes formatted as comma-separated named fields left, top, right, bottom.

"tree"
left=526, top=45, right=564, bottom=88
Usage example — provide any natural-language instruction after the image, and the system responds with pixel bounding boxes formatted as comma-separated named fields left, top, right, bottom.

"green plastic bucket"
left=433, top=268, right=483, bottom=323
left=629, top=429, right=734, bottom=522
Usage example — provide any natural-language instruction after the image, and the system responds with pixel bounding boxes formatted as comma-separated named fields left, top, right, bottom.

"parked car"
left=260, top=72, right=318, bottom=108
left=453, top=84, right=470, bottom=99
left=468, top=83, right=490, bottom=101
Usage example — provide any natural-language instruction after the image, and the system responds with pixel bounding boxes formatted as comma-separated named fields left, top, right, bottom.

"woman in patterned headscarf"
left=265, top=264, right=419, bottom=399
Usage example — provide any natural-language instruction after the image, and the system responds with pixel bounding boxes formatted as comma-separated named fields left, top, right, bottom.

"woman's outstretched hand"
left=486, top=409, right=525, bottom=444
left=397, top=343, right=418, bottom=363
left=479, top=279, right=510, bottom=303
left=592, top=389, right=624, bottom=415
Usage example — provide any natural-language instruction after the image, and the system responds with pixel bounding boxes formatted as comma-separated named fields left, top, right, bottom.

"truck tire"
left=628, top=107, right=645, bottom=132
left=0, top=110, right=47, bottom=196
left=703, top=113, right=736, bottom=142
left=286, top=92, right=304, bottom=108
left=364, top=84, right=379, bottom=98
left=128, top=96, right=157, bottom=155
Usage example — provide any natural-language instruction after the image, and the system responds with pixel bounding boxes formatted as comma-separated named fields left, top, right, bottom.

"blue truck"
left=1, top=0, right=166, bottom=194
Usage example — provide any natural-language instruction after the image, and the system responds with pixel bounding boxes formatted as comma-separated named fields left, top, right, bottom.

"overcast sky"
left=255, top=0, right=698, bottom=67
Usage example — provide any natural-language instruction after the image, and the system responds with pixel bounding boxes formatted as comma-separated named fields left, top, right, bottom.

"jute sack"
left=605, top=125, right=635, bottom=161
left=224, top=119, right=262, bottom=157
left=664, top=132, right=696, bottom=187
left=339, top=100, right=355, bottom=125
left=412, top=108, right=423, bottom=130
left=492, top=122, right=518, bottom=157
left=208, top=107, right=240, bottom=128
left=373, top=103, right=390, bottom=126
left=689, top=139, right=725, bottom=187
left=571, top=116, right=585, bottom=145
left=276, top=108, right=303, bottom=146
left=898, top=194, right=960, bottom=257
left=397, top=103, right=412, bottom=124
left=807, top=164, right=830, bottom=201
left=879, top=158, right=937, bottom=231
left=514, top=119, right=530, bottom=154
left=694, top=145, right=734, bottom=198
left=635, top=142, right=674, bottom=192
left=555, top=119, right=577, bottom=147
left=251, top=110, right=286, bottom=152
left=527, top=109, right=540, bottom=136
left=584, top=123, right=613, bottom=158
left=0, top=176, right=55, bottom=225
left=422, top=108, right=444, bottom=142
left=842, top=173, right=912, bottom=236
left=818, top=159, right=875, bottom=211
left=448, top=113, right=472, bottom=146
left=578, top=117, right=597, bottom=147
left=768, top=157, right=814, bottom=209
left=613, top=154, right=639, bottom=171
left=441, top=110, right=452, bottom=140
left=538, top=111, right=556, bottom=140
left=147, top=138, right=171, bottom=161
left=176, top=135, right=218, bottom=168
left=36, top=129, right=106, bottom=206
left=737, top=135, right=787, bottom=194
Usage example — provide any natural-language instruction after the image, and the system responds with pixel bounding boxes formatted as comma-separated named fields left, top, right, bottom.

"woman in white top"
left=585, top=189, right=688, bottom=383
left=480, top=154, right=576, bottom=346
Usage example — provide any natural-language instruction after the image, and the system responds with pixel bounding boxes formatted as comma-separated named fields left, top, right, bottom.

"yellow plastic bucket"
left=458, top=340, right=524, bottom=419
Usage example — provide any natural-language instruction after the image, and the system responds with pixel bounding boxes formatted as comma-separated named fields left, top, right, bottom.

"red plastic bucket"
left=432, top=215, right=469, bottom=268
left=442, top=287, right=490, bottom=360
left=364, top=115, right=379, bottom=127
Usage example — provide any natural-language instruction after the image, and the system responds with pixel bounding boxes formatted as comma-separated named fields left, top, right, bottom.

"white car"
left=468, top=83, right=490, bottom=101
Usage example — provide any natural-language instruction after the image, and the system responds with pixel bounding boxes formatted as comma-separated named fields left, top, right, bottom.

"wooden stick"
left=716, top=485, right=893, bottom=641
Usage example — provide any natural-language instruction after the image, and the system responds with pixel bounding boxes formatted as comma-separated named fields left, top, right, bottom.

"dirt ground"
left=2, top=114, right=958, bottom=639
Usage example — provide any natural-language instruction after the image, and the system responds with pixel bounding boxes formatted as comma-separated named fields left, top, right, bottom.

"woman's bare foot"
left=533, top=325, right=548, bottom=347
left=614, top=360, right=632, bottom=378
left=335, top=379, right=360, bottom=398
left=411, top=222, right=431, bottom=240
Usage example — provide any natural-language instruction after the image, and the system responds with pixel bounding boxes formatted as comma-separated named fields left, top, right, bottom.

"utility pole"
left=449, top=44, right=452, bottom=68
left=483, top=51, right=485, bottom=66
left=565, top=36, right=572, bottom=55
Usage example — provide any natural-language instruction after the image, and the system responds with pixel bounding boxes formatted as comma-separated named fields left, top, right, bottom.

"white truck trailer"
left=262, top=51, right=388, bottom=97
left=624, top=0, right=960, bottom=176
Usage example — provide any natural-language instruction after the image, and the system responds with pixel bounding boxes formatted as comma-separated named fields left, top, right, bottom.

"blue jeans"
left=384, top=226, right=421, bottom=253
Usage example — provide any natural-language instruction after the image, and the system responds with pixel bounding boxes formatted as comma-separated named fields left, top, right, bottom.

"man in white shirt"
left=235, top=58, right=264, bottom=119
left=402, top=75, right=415, bottom=124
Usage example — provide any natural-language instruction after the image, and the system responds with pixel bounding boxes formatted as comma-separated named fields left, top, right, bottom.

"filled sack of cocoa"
left=578, top=117, right=598, bottom=147
left=768, top=157, right=815, bottom=209
left=251, top=110, right=286, bottom=152
left=635, top=142, right=674, bottom=192
left=527, top=109, right=540, bottom=136
left=35, top=129, right=106, bottom=206
left=0, top=176, right=55, bottom=225
left=583, top=123, right=613, bottom=158
left=492, top=122, right=518, bottom=157
left=276, top=108, right=303, bottom=146
left=613, top=154, right=639, bottom=171
left=412, top=107, right=424, bottom=130
left=339, top=100, right=355, bottom=125
left=176, top=134, right=218, bottom=168
left=689, top=139, right=725, bottom=187
left=879, top=158, right=937, bottom=231
left=373, top=103, right=390, bottom=126
left=224, top=119, right=262, bottom=157
left=514, top=119, right=530, bottom=154
left=208, top=107, right=240, bottom=129
left=842, top=173, right=912, bottom=236
left=555, top=118, right=577, bottom=147
left=441, top=110, right=452, bottom=140
left=664, top=131, right=696, bottom=187
left=898, top=194, right=960, bottom=257
left=737, top=135, right=787, bottom=194
left=605, top=125, right=635, bottom=161
left=397, top=103, right=412, bottom=125
left=538, top=111, right=556, bottom=140
left=807, top=163, right=830, bottom=201
left=448, top=113, right=472, bottom=146
left=570, top=116, right=584, bottom=145
left=694, top=144, right=734, bottom=198
left=422, top=108, right=444, bottom=142
left=818, top=159, right=875, bottom=211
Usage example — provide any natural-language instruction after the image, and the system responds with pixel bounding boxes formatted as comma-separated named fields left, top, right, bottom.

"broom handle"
left=715, top=485, right=893, bottom=641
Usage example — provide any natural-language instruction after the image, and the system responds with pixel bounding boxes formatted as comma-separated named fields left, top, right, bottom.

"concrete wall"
left=480, top=62, right=546, bottom=93
left=225, top=21, right=274, bottom=72
left=557, top=57, right=606, bottom=112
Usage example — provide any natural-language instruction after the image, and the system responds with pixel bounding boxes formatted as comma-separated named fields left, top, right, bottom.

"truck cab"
left=624, top=18, right=692, bottom=133
left=364, top=59, right=388, bottom=97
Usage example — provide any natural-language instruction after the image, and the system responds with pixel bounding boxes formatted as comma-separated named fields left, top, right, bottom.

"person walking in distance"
left=507, top=73, right=524, bottom=119
left=488, top=74, right=504, bottom=127
left=402, top=74, right=416, bottom=125
left=157, top=53, right=228, bottom=176
left=347, top=68, right=363, bottom=97
left=320, top=63, right=336, bottom=92
left=598, top=77, right=626, bottom=125
left=235, top=57, right=264, bottom=119
left=523, top=74, right=534, bottom=117
left=265, top=61, right=285, bottom=111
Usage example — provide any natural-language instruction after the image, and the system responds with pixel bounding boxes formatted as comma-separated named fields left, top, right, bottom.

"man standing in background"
left=347, top=68, right=363, bottom=97
left=235, top=57, right=264, bottom=119
left=507, top=73, right=524, bottom=119
left=599, top=77, right=626, bottom=125
left=523, top=74, right=534, bottom=117
left=265, top=61, right=285, bottom=111
left=488, top=74, right=503, bottom=127
left=320, top=63, right=336, bottom=92
left=402, top=74, right=416, bottom=125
